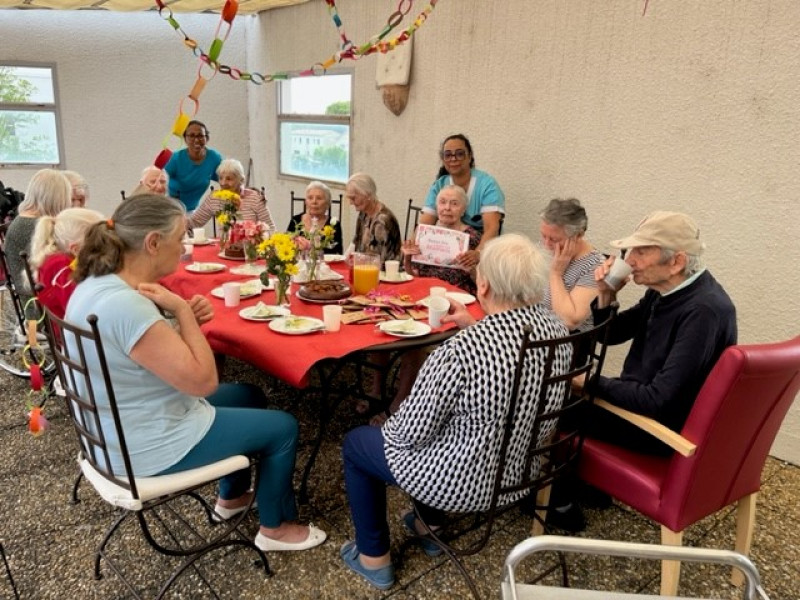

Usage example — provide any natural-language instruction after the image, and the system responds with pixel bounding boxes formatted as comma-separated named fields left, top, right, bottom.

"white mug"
left=428, top=296, right=450, bottom=328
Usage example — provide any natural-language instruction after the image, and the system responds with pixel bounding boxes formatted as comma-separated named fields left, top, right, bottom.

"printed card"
left=412, top=224, right=470, bottom=268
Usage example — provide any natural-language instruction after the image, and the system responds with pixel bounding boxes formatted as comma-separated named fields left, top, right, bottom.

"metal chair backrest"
left=290, top=190, right=343, bottom=224
left=405, top=198, right=422, bottom=240
left=43, top=309, right=142, bottom=501
left=0, top=223, right=27, bottom=331
left=119, top=190, right=126, bottom=201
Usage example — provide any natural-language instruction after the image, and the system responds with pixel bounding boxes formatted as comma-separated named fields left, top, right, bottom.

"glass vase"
left=219, top=229, right=229, bottom=253
left=274, top=274, right=291, bottom=307
left=244, top=241, right=258, bottom=264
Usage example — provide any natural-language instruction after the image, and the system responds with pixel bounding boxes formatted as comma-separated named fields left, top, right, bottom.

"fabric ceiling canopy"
left=0, top=0, right=309, bottom=14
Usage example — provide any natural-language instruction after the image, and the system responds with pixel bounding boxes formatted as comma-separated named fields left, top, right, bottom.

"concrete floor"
left=1, top=358, right=798, bottom=599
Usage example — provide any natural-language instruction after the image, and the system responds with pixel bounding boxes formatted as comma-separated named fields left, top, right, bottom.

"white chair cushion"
left=79, top=454, right=250, bottom=511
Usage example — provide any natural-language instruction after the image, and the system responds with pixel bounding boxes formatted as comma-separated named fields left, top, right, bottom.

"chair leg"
left=659, top=525, right=683, bottom=596
left=731, top=492, right=757, bottom=586
left=531, top=484, right=551, bottom=536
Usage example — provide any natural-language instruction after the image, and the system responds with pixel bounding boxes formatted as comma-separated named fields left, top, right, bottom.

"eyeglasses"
left=441, top=149, right=467, bottom=161
left=185, top=133, right=208, bottom=140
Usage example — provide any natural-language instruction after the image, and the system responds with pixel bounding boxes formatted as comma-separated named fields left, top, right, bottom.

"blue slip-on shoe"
left=340, top=540, right=395, bottom=590
left=402, top=511, right=443, bottom=557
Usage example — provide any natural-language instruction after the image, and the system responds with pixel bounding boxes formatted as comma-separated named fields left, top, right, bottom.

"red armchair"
left=577, top=336, right=800, bottom=596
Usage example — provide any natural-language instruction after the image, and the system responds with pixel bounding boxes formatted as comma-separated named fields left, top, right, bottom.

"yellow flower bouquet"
left=258, top=232, right=300, bottom=306
left=213, top=189, right=241, bottom=249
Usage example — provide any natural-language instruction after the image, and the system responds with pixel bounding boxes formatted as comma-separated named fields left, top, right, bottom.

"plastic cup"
left=428, top=296, right=450, bottom=328
left=192, top=227, right=207, bottom=242
left=604, top=257, right=633, bottom=289
left=323, top=304, right=342, bottom=332
left=384, top=260, right=400, bottom=281
left=222, top=282, right=241, bottom=307
left=430, top=286, right=447, bottom=298
left=353, top=252, right=380, bottom=295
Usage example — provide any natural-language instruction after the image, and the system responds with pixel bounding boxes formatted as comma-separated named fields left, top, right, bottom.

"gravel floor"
left=1, top=357, right=798, bottom=599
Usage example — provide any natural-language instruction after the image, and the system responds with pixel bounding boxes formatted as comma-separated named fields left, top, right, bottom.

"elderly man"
left=552, top=211, right=737, bottom=531
left=130, top=166, right=168, bottom=197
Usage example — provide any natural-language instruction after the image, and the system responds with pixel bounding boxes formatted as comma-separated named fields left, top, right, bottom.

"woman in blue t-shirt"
left=164, top=120, right=223, bottom=212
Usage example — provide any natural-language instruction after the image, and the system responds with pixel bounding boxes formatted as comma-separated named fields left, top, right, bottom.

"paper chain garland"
left=152, top=0, right=439, bottom=167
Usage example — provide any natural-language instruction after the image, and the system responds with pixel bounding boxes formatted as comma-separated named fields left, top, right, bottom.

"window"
left=278, top=73, right=351, bottom=184
left=0, top=64, right=63, bottom=166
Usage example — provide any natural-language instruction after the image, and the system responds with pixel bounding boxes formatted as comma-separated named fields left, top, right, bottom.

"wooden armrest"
left=593, top=399, right=697, bottom=457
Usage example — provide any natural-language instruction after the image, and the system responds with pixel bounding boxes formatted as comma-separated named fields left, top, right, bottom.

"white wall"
left=0, top=10, right=250, bottom=217
left=1, top=3, right=799, bottom=462
left=249, top=0, right=800, bottom=463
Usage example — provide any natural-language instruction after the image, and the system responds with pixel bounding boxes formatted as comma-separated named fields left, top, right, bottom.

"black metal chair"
left=404, top=198, right=422, bottom=240
left=0, top=541, right=19, bottom=600
left=406, top=311, right=616, bottom=599
left=120, top=190, right=126, bottom=201
left=290, top=190, right=343, bottom=224
left=43, top=308, right=270, bottom=598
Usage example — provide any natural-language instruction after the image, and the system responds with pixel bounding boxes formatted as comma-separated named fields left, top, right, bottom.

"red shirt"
left=37, top=252, right=75, bottom=319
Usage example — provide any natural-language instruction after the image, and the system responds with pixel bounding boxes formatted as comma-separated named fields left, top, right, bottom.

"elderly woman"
left=189, top=158, right=275, bottom=232
left=339, top=234, right=571, bottom=590
left=68, top=194, right=326, bottom=554
left=287, top=180, right=343, bottom=255
left=30, top=207, right=105, bottom=318
left=164, top=120, right=223, bottom=212
left=130, top=166, right=168, bottom=197
left=4, top=169, right=72, bottom=301
left=347, top=173, right=401, bottom=266
left=63, top=170, right=89, bottom=208
left=419, top=133, right=505, bottom=269
left=539, top=198, right=605, bottom=331
left=402, top=184, right=480, bottom=295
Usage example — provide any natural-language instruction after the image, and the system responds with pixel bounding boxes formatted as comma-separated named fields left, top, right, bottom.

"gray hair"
left=75, top=194, right=185, bottom=282
left=18, top=169, right=72, bottom=216
left=62, top=170, right=88, bottom=192
left=30, top=207, right=105, bottom=275
left=477, top=233, right=549, bottom=307
left=346, top=172, right=378, bottom=201
left=659, top=248, right=704, bottom=277
left=540, top=198, right=588, bottom=237
left=216, top=158, right=246, bottom=182
left=436, top=184, right=467, bottom=209
left=305, top=180, right=332, bottom=204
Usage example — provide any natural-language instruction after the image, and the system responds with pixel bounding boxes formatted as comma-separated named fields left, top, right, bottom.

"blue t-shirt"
left=164, top=148, right=222, bottom=211
left=423, top=168, right=505, bottom=231
left=66, top=274, right=215, bottom=476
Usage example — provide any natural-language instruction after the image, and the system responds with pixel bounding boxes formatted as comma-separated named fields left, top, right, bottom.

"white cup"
left=192, top=227, right=207, bottom=242
left=323, top=304, right=342, bottom=332
left=430, top=286, right=447, bottom=298
left=604, top=257, right=633, bottom=289
left=222, top=282, right=241, bottom=307
left=428, top=296, right=450, bottom=328
left=181, top=243, right=193, bottom=262
left=385, top=260, right=400, bottom=281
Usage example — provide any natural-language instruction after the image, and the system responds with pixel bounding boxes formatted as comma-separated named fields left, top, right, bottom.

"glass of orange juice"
left=352, top=252, right=380, bottom=295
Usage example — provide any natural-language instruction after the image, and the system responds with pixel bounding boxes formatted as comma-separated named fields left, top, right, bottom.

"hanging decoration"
left=151, top=0, right=440, bottom=167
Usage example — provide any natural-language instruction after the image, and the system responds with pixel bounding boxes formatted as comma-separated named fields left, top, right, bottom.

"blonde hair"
left=30, top=208, right=105, bottom=278
left=75, top=194, right=185, bottom=283
left=477, top=234, right=548, bottom=307
left=18, top=169, right=72, bottom=216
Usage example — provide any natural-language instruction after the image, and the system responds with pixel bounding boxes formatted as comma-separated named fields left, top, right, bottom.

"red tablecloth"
left=161, top=244, right=484, bottom=388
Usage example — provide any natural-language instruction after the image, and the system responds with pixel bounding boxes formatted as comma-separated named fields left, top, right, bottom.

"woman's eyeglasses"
left=441, top=150, right=467, bottom=161
left=185, top=133, right=208, bottom=140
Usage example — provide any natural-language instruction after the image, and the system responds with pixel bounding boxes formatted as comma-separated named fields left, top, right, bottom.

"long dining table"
left=161, top=241, right=485, bottom=501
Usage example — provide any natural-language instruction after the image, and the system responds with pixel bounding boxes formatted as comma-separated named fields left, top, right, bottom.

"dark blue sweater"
left=591, top=270, right=737, bottom=431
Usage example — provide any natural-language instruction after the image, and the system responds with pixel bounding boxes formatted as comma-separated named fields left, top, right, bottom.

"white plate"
left=292, top=270, right=344, bottom=283
left=269, top=316, right=326, bottom=335
left=185, top=262, right=226, bottom=273
left=239, top=303, right=291, bottom=321
left=418, top=292, right=476, bottom=307
left=210, top=279, right=265, bottom=299
left=184, top=238, right=212, bottom=246
left=379, top=271, right=414, bottom=283
left=218, top=251, right=246, bottom=261
left=323, top=254, right=345, bottom=263
left=378, top=319, right=432, bottom=338
left=230, top=264, right=267, bottom=276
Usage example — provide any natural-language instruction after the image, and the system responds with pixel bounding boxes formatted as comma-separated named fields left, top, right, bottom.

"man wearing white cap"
left=581, top=211, right=737, bottom=447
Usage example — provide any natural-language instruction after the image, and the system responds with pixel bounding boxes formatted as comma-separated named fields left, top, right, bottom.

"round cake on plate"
left=299, top=280, right=352, bottom=302
left=224, top=242, right=245, bottom=259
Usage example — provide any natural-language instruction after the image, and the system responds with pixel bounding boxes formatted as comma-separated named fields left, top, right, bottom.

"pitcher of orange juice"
left=352, top=252, right=380, bottom=295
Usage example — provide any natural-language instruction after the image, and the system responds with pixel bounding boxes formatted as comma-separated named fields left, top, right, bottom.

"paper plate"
left=269, top=316, right=326, bottom=335
left=445, top=292, right=476, bottom=305
left=323, top=254, right=345, bottom=263
left=239, top=303, right=291, bottom=321
left=379, top=271, right=414, bottom=283
left=378, top=320, right=432, bottom=338
left=210, top=279, right=264, bottom=299
left=185, top=262, right=226, bottom=273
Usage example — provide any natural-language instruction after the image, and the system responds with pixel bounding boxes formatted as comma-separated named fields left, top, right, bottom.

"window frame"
left=276, top=69, right=353, bottom=186
left=0, top=61, right=65, bottom=168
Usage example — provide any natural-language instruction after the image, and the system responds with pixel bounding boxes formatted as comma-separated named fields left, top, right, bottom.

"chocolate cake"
left=299, top=280, right=352, bottom=301
left=224, top=242, right=245, bottom=259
